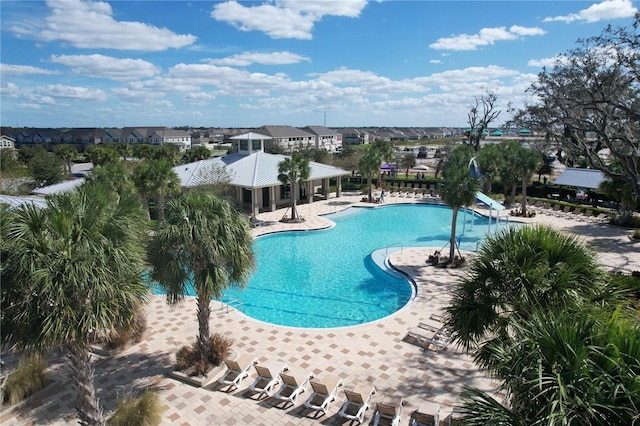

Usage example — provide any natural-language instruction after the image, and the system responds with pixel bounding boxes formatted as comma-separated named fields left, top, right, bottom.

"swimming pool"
left=219, top=204, right=504, bottom=328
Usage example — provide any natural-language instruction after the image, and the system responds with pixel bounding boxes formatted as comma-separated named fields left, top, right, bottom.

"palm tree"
left=148, top=191, right=255, bottom=361
left=439, top=145, right=480, bottom=264
left=278, top=152, right=311, bottom=222
left=133, top=159, right=181, bottom=220
left=358, top=140, right=393, bottom=202
left=87, top=162, right=136, bottom=196
left=358, top=145, right=382, bottom=202
left=514, top=144, right=541, bottom=215
left=1, top=182, right=149, bottom=426
left=444, top=225, right=606, bottom=351
left=476, top=143, right=503, bottom=194
left=183, top=145, right=212, bottom=163
left=458, top=306, right=640, bottom=425
left=53, top=143, right=78, bottom=175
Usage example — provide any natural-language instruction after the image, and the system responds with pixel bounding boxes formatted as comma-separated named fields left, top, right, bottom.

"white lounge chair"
left=249, top=360, right=288, bottom=398
left=410, top=401, right=440, bottom=426
left=303, top=374, right=343, bottom=415
left=373, top=395, right=404, bottom=426
left=589, top=212, right=609, bottom=224
left=406, top=317, right=452, bottom=352
left=217, top=354, right=257, bottom=390
left=274, top=370, right=314, bottom=407
left=338, top=383, right=376, bottom=424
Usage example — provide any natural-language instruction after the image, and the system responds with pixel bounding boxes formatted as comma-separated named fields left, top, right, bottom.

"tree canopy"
left=514, top=15, right=640, bottom=207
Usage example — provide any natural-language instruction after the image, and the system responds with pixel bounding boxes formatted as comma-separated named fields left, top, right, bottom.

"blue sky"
left=1, top=0, right=637, bottom=129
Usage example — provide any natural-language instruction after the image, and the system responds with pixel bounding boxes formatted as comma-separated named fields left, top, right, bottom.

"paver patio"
left=2, top=193, right=638, bottom=425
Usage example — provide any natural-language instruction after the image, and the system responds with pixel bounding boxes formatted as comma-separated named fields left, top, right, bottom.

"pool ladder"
left=220, top=297, right=244, bottom=314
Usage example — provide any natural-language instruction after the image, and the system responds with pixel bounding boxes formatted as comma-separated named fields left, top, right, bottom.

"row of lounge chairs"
left=216, top=354, right=451, bottom=424
left=529, top=201, right=609, bottom=223
left=388, top=188, right=440, bottom=200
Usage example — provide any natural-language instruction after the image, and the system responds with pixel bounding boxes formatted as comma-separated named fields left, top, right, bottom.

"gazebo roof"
left=553, top=168, right=608, bottom=189
left=174, top=152, right=350, bottom=189
left=230, top=132, right=272, bottom=140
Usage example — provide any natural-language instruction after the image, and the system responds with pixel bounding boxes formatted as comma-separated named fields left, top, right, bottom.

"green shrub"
left=632, top=228, right=640, bottom=240
left=108, top=390, right=163, bottom=426
left=175, top=333, right=233, bottom=377
left=1, top=353, right=47, bottom=405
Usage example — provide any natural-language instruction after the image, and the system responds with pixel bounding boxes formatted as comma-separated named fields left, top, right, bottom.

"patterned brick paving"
left=2, top=193, right=638, bottom=425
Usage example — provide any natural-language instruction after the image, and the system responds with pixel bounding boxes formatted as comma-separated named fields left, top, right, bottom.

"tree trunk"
left=449, top=208, right=458, bottom=264
left=158, top=194, right=165, bottom=221
left=196, top=294, right=212, bottom=361
left=140, top=194, right=151, bottom=221
left=521, top=175, right=528, bottom=215
left=68, top=344, right=105, bottom=426
left=367, top=174, right=373, bottom=202
left=291, top=182, right=298, bottom=221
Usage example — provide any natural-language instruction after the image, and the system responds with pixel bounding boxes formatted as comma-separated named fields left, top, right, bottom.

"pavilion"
left=173, top=132, right=351, bottom=217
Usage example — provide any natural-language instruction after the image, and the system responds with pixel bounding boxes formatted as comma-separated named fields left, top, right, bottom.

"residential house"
left=0, top=135, right=17, bottom=159
left=338, top=128, right=370, bottom=145
left=300, top=126, right=343, bottom=152
left=255, top=125, right=315, bottom=153
left=150, top=129, right=192, bottom=152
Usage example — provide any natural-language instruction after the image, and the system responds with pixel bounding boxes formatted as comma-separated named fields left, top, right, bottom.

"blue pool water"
left=218, top=204, right=505, bottom=328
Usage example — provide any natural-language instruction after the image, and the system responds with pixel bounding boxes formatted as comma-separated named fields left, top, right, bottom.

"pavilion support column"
left=306, top=181, right=314, bottom=204
left=270, top=186, right=277, bottom=212
left=336, top=177, right=342, bottom=197
left=236, top=187, right=243, bottom=209
left=322, top=178, right=330, bottom=198
left=252, top=188, right=260, bottom=218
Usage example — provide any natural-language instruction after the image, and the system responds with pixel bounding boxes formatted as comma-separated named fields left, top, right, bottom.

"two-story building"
left=301, top=126, right=343, bottom=152
left=0, top=135, right=17, bottom=159
left=254, top=125, right=316, bottom=153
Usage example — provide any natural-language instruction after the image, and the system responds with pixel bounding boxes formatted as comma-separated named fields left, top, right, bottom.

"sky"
left=1, top=0, right=637, bottom=129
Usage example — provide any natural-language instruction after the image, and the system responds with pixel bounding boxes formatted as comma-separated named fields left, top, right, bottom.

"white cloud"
left=12, top=0, right=196, bottom=51
left=429, top=59, right=443, bottom=64
left=509, top=25, right=546, bottom=36
left=543, top=0, right=637, bottom=23
left=212, top=0, right=367, bottom=39
left=49, top=54, right=161, bottom=81
left=430, top=26, right=545, bottom=51
left=528, top=55, right=570, bottom=68
left=206, top=51, right=311, bottom=67
left=1, top=81, right=20, bottom=97
left=1, top=64, right=60, bottom=76
left=33, top=84, right=107, bottom=101
left=181, top=92, right=217, bottom=106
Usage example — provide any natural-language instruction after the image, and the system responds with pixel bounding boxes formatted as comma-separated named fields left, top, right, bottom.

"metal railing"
left=220, top=297, right=244, bottom=313
left=385, top=241, right=403, bottom=255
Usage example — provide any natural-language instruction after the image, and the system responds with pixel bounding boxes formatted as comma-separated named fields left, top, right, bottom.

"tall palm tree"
left=1, top=183, right=149, bottom=426
left=148, top=191, right=255, bottom=361
left=53, top=143, right=78, bottom=175
left=439, top=145, right=480, bottom=264
left=358, top=145, right=382, bottom=202
left=514, top=144, right=541, bottom=215
left=358, top=140, right=393, bottom=202
left=133, top=159, right=181, bottom=220
left=278, top=152, right=311, bottom=222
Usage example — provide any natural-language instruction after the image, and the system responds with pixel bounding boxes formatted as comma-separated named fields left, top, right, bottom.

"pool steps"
left=370, top=248, right=404, bottom=279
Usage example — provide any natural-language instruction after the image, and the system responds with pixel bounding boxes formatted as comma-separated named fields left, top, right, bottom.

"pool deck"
left=3, top=193, right=639, bottom=425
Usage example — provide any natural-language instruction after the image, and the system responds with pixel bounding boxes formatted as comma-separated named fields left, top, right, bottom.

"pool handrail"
left=385, top=242, right=403, bottom=255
